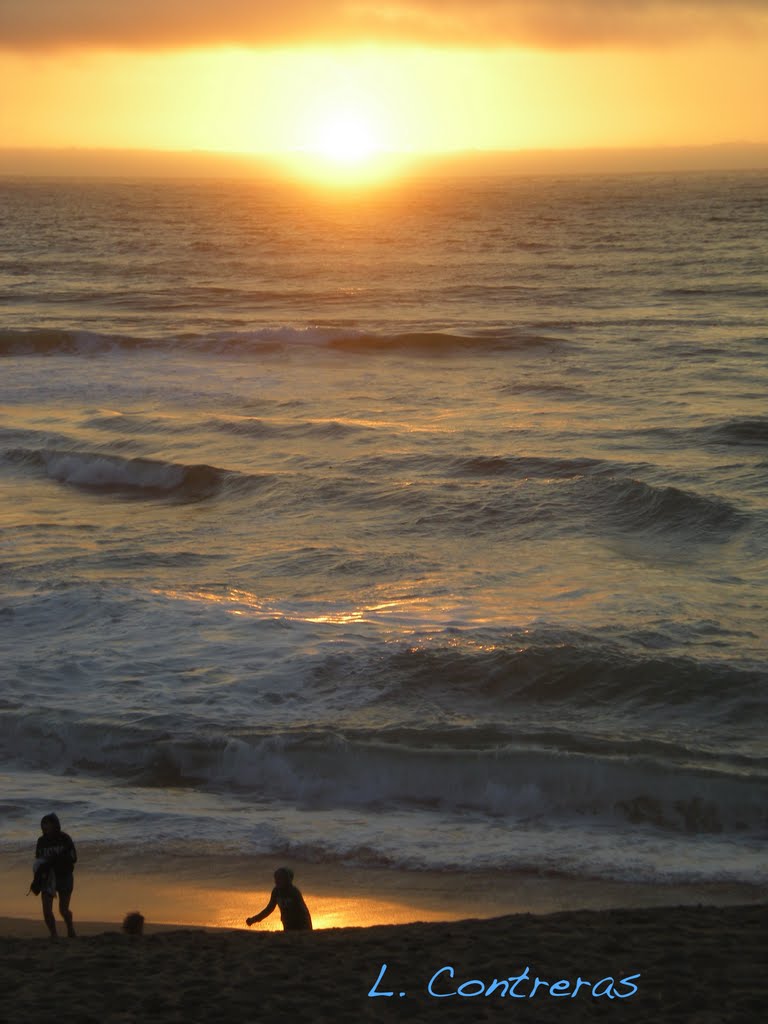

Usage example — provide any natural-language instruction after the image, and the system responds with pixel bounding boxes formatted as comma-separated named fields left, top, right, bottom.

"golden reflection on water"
left=150, top=586, right=463, bottom=627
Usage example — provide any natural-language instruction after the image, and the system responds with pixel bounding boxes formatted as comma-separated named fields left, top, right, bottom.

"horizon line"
left=2, top=141, right=767, bottom=180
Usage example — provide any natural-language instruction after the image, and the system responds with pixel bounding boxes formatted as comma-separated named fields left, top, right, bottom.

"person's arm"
left=245, top=892, right=277, bottom=926
left=68, top=837, right=77, bottom=866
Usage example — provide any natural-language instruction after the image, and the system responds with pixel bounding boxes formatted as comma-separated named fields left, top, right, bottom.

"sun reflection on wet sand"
left=209, top=894, right=456, bottom=931
left=1, top=859, right=463, bottom=933
left=5, top=854, right=756, bottom=936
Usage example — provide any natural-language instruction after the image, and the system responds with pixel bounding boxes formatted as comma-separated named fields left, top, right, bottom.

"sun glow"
left=4, top=39, right=765, bottom=184
left=307, top=110, right=383, bottom=163
left=286, top=97, right=409, bottom=185
left=282, top=145, right=408, bottom=187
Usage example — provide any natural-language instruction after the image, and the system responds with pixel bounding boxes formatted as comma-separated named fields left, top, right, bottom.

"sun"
left=309, top=111, right=382, bottom=164
left=280, top=102, right=410, bottom=186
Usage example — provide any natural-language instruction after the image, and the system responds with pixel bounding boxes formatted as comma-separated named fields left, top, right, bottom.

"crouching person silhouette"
left=246, top=868, right=312, bottom=931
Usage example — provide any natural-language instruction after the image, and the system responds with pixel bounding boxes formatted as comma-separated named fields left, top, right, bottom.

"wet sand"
left=3, top=851, right=763, bottom=930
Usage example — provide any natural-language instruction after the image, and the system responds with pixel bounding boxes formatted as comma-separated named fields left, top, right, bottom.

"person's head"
left=122, top=911, right=145, bottom=936
left=40, top=813, right=61, bottom=835
left=274, top=867, right=294, bottom=889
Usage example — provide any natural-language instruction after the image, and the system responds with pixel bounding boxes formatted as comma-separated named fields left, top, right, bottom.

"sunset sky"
left=2, top=1, right=767, bottom=171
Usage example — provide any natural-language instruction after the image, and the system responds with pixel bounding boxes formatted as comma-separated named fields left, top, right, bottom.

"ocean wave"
left=498, top=381, right=586, bottom=397
left=80, top=411, right=193, bottom=436
left=704, top=418, right=768, bottom=447
left=398, top=469, right=747, bottom=542
left=0, top=424, right=82, bottom=449
left=300, top=452, right=627, bottom=485
left=375, top=631, right=766, bottom=713
left=1, top=712, right=764, bottom=837
left=326, top=331, right=569, bottom=353
left=593, top=419, right=768, bottom=455
left=205, top=416, right=372, bottom=440
left=0, top=328, right=148, bottom=356
left=452, top=455, right=614, bottom=479
left=4, top=771, right=764, bottom=883
left=0, top=325, right=570, bottom=358
left=663, top=283, right=768, bottom=299
left=3, top=436, right=746, bottom=542
left=1, top=447, right=262, bottom=500
left=586, top=476, right=746, bottom=538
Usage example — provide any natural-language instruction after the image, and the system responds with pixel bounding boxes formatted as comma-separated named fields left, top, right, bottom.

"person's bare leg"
left=59, top=890, right=76, bottom=937
left=41, top=893, right=57, bottom=938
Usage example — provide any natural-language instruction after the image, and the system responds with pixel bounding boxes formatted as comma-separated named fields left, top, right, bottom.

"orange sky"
left=1, top=1, right=766, bottom=171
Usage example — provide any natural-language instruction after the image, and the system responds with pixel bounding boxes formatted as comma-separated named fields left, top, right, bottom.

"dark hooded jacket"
left=36, top=814, right=77, bottom=881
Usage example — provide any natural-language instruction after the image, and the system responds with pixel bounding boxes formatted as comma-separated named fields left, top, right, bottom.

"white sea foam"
left=42, top=451, right=186, bottom=490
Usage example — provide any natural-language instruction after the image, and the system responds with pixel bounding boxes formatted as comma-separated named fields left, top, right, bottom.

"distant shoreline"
left=2, top=143, right=767, bottom=180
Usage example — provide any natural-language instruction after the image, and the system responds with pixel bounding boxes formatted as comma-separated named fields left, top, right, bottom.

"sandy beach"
left=3, top=857, right=767, bottom=1022
left=1, top=902, right=766, bottom=1023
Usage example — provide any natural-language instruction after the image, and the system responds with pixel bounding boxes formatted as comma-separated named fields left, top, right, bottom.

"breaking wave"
left=1, top=711, right=765, bottom=838
left=1, top=447, right=258, bottom=500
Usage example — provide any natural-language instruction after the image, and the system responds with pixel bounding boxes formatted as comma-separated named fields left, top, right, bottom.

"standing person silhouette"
left=246, top=868, right=312, bottom=931
left=34, top=813, right=77, bottom=939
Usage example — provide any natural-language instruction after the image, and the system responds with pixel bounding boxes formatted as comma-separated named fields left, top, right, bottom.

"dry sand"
left=1, top=903, right=766, bottom=1023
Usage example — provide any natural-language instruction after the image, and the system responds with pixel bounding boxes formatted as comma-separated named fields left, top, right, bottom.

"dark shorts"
left=56, top=874, right=74, bottom=897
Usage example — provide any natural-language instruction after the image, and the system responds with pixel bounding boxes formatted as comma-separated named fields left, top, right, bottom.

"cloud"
left=2, top=0, right=766, bottom=50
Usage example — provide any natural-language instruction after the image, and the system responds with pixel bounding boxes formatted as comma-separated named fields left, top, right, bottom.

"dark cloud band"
left=1, top=0, right=766, bottom=50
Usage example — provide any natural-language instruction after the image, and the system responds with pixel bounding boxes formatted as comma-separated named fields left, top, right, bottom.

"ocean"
left=1, top=168, right=766, bottom=892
